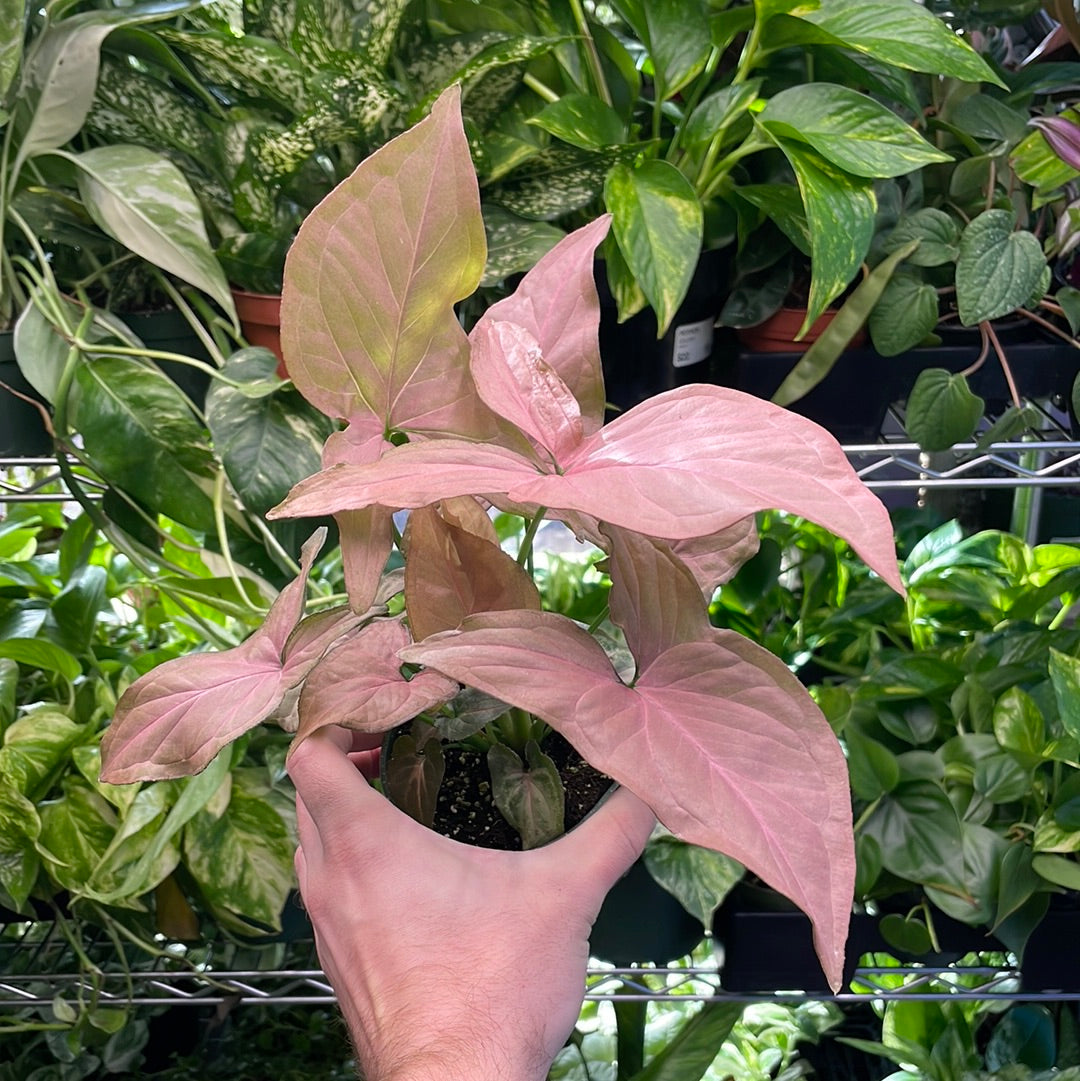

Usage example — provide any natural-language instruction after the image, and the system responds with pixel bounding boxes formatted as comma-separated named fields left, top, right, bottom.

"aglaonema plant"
left=99, top=86, right=904, bottom=991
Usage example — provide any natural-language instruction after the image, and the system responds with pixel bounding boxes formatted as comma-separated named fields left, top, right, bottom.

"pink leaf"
left=270, top=385, right=902, bottom=594
left=100, top=531, right=330, bottom=783
left=671, top=517, right=760, bottom=598
left=280, top=86, right=496, bottom=440
left=403, top=504, right=541, bottom=641
left=323, top=425, right=395, bottom=612
left=471, top=217, right=609, bottom=435
left=401, top=610, right=854, bottom=991
left=602, top=526, right=712, bottom=670
left=469, top=320, right=583, bottom=462
left=295, top=619, right=457, bottom=744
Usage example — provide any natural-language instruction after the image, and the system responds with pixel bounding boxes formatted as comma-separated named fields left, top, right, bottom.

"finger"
left=545, top=787, right=655, bottom=896
left=348, top=747, right=381, bottom=781
left=287, top=729, right=384, bottom=835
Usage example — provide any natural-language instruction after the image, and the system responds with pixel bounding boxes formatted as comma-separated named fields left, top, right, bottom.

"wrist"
left=359, top=1035, right=551, bottom=1081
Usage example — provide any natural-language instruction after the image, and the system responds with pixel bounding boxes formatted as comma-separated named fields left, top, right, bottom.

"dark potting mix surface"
left=432, top=732, right=612, bottom=850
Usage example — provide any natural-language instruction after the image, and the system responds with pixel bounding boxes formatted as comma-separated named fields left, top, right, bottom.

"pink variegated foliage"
left=100, top=85, right=903, bottom=991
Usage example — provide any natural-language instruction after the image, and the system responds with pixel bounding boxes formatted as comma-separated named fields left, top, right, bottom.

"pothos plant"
left=98, top=86, right=904, bottom=990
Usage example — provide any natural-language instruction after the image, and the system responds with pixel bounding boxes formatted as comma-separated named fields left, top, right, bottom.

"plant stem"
left=614, top=993, right=647, bottom=1080
left=212, top=469, right=266, bottom=615
left=568, top=0, right=612, bottom=106
left=516, top=507, right=548, bottom=568
left=523, top=72, right=560, bottom=104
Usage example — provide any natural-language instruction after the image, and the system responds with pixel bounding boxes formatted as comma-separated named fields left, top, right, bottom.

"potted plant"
left=96, top=86, right=906, bottom=991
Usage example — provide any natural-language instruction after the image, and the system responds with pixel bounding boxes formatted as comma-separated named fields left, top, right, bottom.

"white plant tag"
left=672, top=316, right=715, bottom=368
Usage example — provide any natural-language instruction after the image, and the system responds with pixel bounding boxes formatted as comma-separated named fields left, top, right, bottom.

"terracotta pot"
left=736, top=306, right=866, bottom=353
left=232, top=289, right=285, bottom=375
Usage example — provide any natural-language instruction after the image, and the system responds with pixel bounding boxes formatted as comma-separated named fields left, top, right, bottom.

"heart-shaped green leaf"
left=905, top=368, right=985, bottom=452
left=879, top=913, right=933, bottom=956
left=956, top=210, right=1048, bottom=325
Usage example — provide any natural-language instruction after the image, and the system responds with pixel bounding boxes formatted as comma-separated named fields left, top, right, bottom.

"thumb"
left=543, top=786, right=656, bottom=899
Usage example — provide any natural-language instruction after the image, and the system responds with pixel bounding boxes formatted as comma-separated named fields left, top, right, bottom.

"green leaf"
left=612, top=0, right=711, bottom=97
left=973, top=753, right=1031, bottom=804
left=49, top=565, right=107, bottom=656
left=681, top=80, right=761, bottom=153
left=1032, top=852, right=1080, bottom=890
left=480, top=205, right=564, bottom=288
left=0, top=0, right=21, bottom=105
left=643, top=831, right=743, bottom=926
left=904, top=368, right=985, bottom=453
left=985, top=1004, right=1056, bottom=1072
left=846, top=728, right=900, bottom=801
left=72, top=355, right=218, bottom=533
left=879, top=913, right=933, bottom=955
left=869, top=272, right=940, bottom=356
left=1050, top=648, right=1080, bottom=742
left=0, top=784, right=41, bottom=910
left=115, top=749, right=231, bottom=898
left=605, top=159, right=703, bottom=336
left=0, top=639, right=80, bottom=684
left=956, top=211, right=1048, bottom=325
left=206, top=349, right=334, bottom=554
left=632, top=1001, right=745, bottom=1081
left=994, top=842, right=1041, bottom=932
left=183, top=774, right=295, bottom=931
left=0, top=711, right=86, bottom=800
left=528, top=94, right=625, bottom=149
left=12, top=0, right=212, bottom=178
left=488, top=740, right=564, bottom=850
left=760, top=85, right=951, bottom=178
left=0, top=658, right=17, bottom=731
left=68, top=145, right=236, bottom=321
left=791, top=0, right=1003, bottom=86
left=38, top=778, right=118, bottom=892
left=766, top=138, right=876, bottom=327
left=993, top=686, right=1046, bottom=758
left=1053, top=773, right=1080, bottom=832
left=771, top=237, right=920, bottom=405
left=882, top=208, right=961, bottom=268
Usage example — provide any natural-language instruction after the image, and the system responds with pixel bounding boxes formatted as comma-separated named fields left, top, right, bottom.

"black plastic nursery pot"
left=597, top=246, right=735, bottom=417
left=0, top=330, right=52, bottom=456
left=1020, top=892, right=1080, bottom=993
left=721, top=326, right=1080, bottom=445
left=713, top=884, right=1009, bottom=994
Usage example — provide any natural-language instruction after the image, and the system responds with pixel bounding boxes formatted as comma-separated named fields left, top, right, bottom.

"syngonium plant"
left=99, top=86, right=904, bottom=991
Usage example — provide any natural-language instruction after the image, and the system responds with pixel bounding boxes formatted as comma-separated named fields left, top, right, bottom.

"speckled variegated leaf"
left=488, top=144, right=640, bottom=221
left=765, top=136, right=876, bottom=330
left=355, top=0, right=412, bottom=68
left=759, top=85, right=951, bottom=178
left=88, top=57, right=220, bottom=170
left=0, top=0, right=22, bottom=106
left=158, top=27, right=311, bottom=113
left=480, top=205, right=565, bottom=287
left=410, top=34, right=569, bottom=123
left=69, top=145, right=236, bottom=319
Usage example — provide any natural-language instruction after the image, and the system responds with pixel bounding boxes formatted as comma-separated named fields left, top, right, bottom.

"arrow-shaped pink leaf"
left=470, top=216, right=609, bottom=436
left=281, top=86, right=496, bottom=440
left=400, top=609, right=854, bottom=990
left=294, top=618, right=458, bottom=746
left=270, top=385, right=902, bottom=594
left=100, top=530, right=334, bottom=783
left=469, top=320, right=583, bottom=463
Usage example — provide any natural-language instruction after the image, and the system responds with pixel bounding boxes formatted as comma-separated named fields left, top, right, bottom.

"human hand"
left=289, top=727, right=656, bottom=1081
